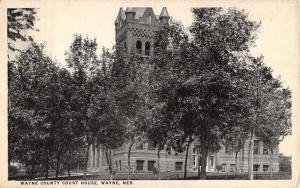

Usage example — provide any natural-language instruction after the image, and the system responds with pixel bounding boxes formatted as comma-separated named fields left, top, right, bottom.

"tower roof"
left=115, top=7, right=170, bottom=24
left=125, top=7, right=135, bottom=13
left=124, top=7, right=159, bottom=20
left=159, top=7, right=169, bottom=17
left=115, top=8, right=126, bottom=24
left=133, top=7, right=148, bottom=19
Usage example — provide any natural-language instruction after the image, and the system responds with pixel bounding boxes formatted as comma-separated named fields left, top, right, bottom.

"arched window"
left=136, top=40, right=142, bottom=54
left=153, top=42, right=159, bottom=55
left=123, top=42, right=127, bottom=53
left=145, top=41, right=150, bottom=56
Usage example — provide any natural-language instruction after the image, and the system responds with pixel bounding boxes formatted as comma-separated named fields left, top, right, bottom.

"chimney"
left=159, top=7, right=170, bottom=25
left=125, top=7, right=136, bottom=21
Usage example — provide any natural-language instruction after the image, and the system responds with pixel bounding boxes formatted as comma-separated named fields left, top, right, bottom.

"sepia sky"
left=8, top=0, right=299, bottom=156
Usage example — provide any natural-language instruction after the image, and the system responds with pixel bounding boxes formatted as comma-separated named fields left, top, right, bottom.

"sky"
left=12, top=0, right=299, bottom=156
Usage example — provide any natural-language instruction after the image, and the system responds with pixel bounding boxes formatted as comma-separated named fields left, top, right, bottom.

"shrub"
left=9, top=166, right=18, bottom=177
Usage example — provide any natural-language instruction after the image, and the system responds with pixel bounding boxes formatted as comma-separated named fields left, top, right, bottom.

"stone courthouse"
left=87, top=7, right=279, bottom=174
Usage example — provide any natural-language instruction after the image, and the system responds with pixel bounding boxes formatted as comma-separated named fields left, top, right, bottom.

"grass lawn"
left=9, top=171, right=291, bottom=180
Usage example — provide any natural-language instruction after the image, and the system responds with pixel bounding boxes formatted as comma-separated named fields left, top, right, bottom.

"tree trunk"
left=184, top=142, right=191, bottom=179
left=235, top=151, right=238, bottom=176
left=105, top=148, right=113, bottom=180
left=197, top=149, right=201, bottom=178
left=200, top=145, right=208, bottom=179
left=84, top=144, right=90, bottom=179
left=67, top=149, right=71, bottom=178
left=248, top=134, right=254, bottom=180
left=30, top=163, right=35, bottom=179
left=45, top=153, right=49, bottom=179
left=270, top=152, right=273, bottom=178
left=157, top=149, right=161, bottom=180
left=127, top=142, right=134, bottom=180
left=241, top=143, right=245, bottom=172
left=55, top=151, right=61, bottom=179
left=92, top=143, right=95, bottom=169
left=45, top=161, right=49, bottom=179
left=109, top=149, right=113, bottom=180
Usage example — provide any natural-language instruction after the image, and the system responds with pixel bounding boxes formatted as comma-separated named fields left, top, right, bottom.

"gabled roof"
left=127, top=7, right=149, bottom=19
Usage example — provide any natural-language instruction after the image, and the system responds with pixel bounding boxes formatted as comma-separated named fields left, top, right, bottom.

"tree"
left=148, top=21, right=199, bottom=179
left=255, top=75, right=291, bottom=177
left=7, top=8, right=38, bottom=53
left=110, top=51, right=149, bottom=179
left=44, top=67, right=79, bottom=179
left=65, top=34, right=100, bottom=178
left=8, top=43, right=58, bottom=178
left=241, top=56, right=278, bottom=179
left=145, top=106, right=176, bottom=180
left=147, top=8, right=260, bottom=180
left=188, top=8, right=260, bottom=179
left=88, top=51, right=126, bottom=179
left=279, top=154, right=291, bottom=172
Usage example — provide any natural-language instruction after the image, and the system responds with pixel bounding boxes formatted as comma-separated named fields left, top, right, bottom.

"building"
left=114, top=7, right=170, bottom=58
left=87, top=7, right=279, bottom=174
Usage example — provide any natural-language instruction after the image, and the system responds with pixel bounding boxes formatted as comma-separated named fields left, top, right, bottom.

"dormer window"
left=147, top=15, right=151, bottom=24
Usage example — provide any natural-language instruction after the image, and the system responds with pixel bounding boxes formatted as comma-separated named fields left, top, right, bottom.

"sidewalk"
left=34, top=172, right=93, bottom=180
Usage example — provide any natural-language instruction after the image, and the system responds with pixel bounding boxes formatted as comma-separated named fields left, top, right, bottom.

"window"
left=136, top=40, right=142, bottom=54
left=175, top=152, right=178, bottom=156
left=166, top=146, right=171, bottom=155
left=230, top=164, right=236, bottom=172
left=225, top=141, right=233, bottom=154
left=192, top=147, right=196, bottom=154
left=253, top=164, right=260, bottom=171
left=124, top=42, right=127, bottom=51
left=148, top=161, right=155, bottom=172
left=136, top=160, right=144, bottom=171
left=115, top=161, right=118, bottom=171
left=263, top=142, right=269, bottom=155
left=148, top=142, right=155, bottom=150
left=193, top=155, right=196, bottom=167
left=175, top=162, right=183, bottom=171
left=210, top=156, right=214, bottom=167
left=254, top=140, right=259, bottom=155
left=119, top=160, right=122, bottom=171
left=263, top=165, right=269, bottom=172
left=270, top=148, right=274, bottom=155
left=221, top=163, right=226, bottom=172
left=145, top=41, right=151, bottom=56
left=136, top=142, right=143, bottom=150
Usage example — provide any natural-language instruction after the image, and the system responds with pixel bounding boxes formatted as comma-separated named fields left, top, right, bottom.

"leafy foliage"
left=7, top=8, right=38, bottom=51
